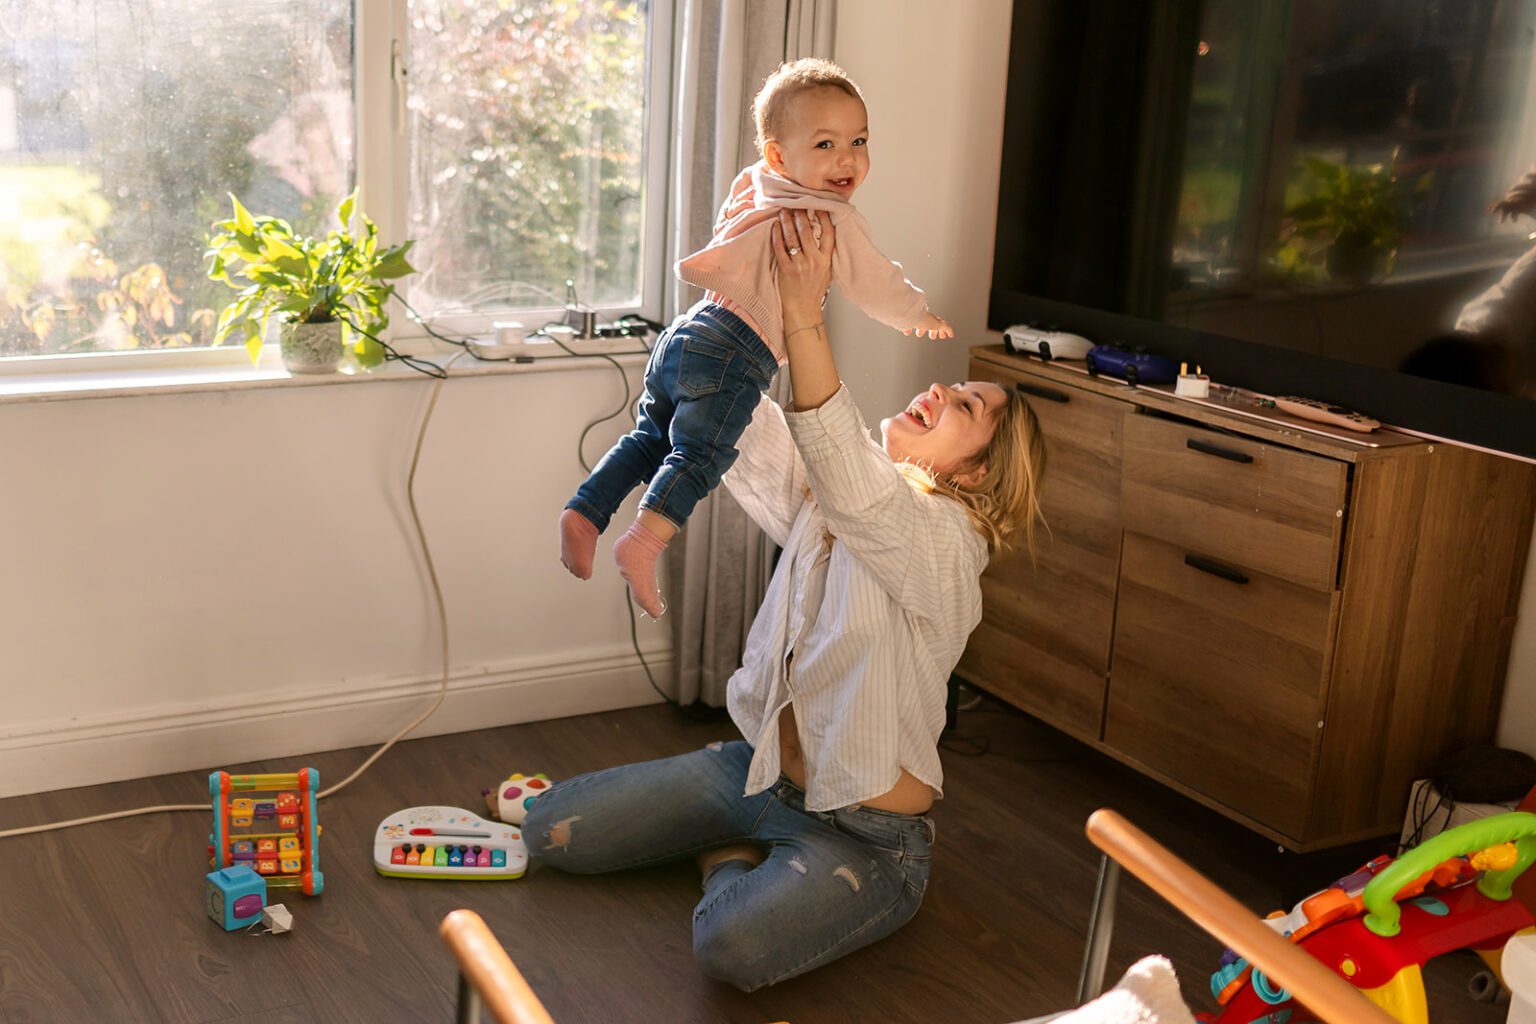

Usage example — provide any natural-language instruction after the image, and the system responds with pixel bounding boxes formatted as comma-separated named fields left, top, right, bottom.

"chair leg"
left=457, top=972, right=484, bottom=1024
left=1077, top=853, right=1122, bottom=1005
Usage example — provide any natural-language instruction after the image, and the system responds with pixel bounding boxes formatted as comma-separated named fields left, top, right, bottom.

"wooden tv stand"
left=959, top=345, right=1536, bottom=851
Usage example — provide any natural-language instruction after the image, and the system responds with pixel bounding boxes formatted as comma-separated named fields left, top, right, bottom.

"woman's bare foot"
left=697, top=843, right=765, bottom=877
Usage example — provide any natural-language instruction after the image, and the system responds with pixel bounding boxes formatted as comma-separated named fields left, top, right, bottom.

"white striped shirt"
left=720, top=385, right=990, bottom=812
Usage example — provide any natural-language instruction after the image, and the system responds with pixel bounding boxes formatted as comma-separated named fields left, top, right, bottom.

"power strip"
left=564, top=334, right=652, bottom=356
left=467, top=332, right=650, bottom=360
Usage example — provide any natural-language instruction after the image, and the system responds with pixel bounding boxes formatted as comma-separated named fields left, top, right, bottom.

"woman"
left=524, top=209, right=1046, bottom=991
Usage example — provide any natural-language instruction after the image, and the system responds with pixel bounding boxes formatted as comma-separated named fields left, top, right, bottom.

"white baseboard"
left=0, top=644, right=673, bottom=800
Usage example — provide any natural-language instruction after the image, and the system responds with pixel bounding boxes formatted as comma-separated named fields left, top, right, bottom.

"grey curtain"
left=664, top=0, right=838, bottom=707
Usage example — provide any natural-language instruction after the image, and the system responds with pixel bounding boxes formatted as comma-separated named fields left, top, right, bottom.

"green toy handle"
left=1363, top=811, right=1536, bottom=937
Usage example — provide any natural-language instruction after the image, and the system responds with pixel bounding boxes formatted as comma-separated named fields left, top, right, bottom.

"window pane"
left=0, top=1, right=353, bottom=357
left=406, top=0, right=651, bottom=316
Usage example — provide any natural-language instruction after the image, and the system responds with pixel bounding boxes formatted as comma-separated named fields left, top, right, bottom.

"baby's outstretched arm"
left=1490, top=165, right=1536, bottom=222
left=903, top=311, right=954, bottom=340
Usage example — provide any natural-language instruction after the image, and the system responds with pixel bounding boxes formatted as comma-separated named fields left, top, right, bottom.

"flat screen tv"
left=989, top=0, right=1536, bottom=459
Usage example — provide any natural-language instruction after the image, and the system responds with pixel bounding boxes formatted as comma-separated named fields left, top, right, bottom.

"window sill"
left=0, top=340, right=653, bottom=406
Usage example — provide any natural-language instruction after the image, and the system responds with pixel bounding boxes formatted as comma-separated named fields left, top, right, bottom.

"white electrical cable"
left=0, top=353, right=464, bottom=841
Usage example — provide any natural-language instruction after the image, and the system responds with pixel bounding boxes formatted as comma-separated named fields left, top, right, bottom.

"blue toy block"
left=206, top=864, right=266, bottom=931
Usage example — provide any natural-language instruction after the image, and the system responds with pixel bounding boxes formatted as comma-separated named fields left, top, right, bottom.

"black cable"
left=389, top=295, right=677, bottom=709
left=624, top=583, right=677, bottom=708
left=394, top=294, right=653, bottom=368
left=1401, top=779, right=1451, bottom=852
left=332, top=312, right=448, bottom=379
left=939, top=732, right=992, bottom=757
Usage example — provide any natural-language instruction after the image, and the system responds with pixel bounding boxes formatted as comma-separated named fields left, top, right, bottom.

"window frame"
left=1, top=0, right=674, bottom=374
left=365, top=0, right=675, bottom=353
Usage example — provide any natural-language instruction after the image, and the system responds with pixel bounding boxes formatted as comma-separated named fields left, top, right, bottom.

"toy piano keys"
left=373, top=806, right=528, bottom=881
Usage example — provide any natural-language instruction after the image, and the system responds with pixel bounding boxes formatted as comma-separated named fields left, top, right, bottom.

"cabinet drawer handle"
left=1186, top=438, right=1253, bottom=463
left=1014, top=381, right=1071, bottom=403
left=1184, top=554, right=1250, bottom=584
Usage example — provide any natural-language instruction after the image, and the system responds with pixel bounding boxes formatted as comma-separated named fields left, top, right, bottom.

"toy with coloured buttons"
left=1205, top=811, right=1536, bottom=1024
left=373, top=805, right=528, bottom=880
left=484, top=772, right=554, bottom=825
left=205, top=864, right=267, bottom=931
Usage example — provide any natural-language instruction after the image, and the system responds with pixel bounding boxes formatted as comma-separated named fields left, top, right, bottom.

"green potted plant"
left=205, top=190, right=415, bottom=373
left=1272, top=157, right=1429, bottom=286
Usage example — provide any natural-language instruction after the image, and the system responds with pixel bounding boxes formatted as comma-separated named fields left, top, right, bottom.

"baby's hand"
left=904, top=312, right=954, bottom=340
left=1490, top=166, right=1536, bottom=222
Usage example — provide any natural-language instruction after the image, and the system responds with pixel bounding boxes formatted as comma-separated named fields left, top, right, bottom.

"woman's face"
left=881, top=381, right=1008, bottom=482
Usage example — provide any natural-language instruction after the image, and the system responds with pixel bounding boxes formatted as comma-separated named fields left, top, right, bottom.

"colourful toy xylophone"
left=373, top=805, right=528, bottom=880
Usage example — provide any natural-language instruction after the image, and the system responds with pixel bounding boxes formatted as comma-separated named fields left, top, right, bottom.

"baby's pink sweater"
left=676, top=162, right=930, bottom=361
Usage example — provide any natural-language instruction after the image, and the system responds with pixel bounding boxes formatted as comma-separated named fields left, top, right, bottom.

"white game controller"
left=1003, top=325, right=1095, bottom=361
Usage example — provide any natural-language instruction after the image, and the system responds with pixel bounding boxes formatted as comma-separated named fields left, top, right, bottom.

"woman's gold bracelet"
left=785, top=323, right=824, bottom=340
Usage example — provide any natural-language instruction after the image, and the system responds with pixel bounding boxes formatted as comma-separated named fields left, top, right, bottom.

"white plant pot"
left=279, top=320, right=344, bottom=374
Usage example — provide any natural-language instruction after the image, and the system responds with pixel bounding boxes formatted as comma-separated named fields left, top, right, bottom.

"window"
left=0, top=0, right=667, bottom=365
left=404, top=0, right=656, bottom=322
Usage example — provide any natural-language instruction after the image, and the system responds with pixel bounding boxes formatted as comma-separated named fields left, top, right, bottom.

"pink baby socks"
left=559, top=509, right=600, bottom=580
left=613, top=521, right=668, bottom=618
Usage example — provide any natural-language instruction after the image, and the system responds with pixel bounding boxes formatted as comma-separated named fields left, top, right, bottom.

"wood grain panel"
left=1121, top=414, right=1348, bottom=592
left=1310, top=443, right=1536, bottom=840
left=958, top=358, right=1126, bottom=740
left=1105, top=533, right=1335, bottom=839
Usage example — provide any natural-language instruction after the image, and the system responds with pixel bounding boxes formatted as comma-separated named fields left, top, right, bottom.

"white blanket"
left=1048, top=956, right=1197, bottom=1024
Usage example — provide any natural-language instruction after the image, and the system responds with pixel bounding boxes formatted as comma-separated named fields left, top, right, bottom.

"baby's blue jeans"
left=522, top=740, right=935, bottom=991
left=566, top=301, right=778, bottom=532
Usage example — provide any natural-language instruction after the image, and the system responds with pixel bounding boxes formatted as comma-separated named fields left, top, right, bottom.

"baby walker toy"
left=1202, top=811, right=1535, bottom=1024
left=205, top=768, right=323, bottom=930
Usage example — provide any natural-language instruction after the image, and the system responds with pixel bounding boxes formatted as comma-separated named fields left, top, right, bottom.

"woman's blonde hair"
left=897, top=389, right=1047, bottom=560
left=753, top=58, right=864, bottom=152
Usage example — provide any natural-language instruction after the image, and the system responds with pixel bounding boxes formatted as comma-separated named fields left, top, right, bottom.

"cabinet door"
left=1104, top=533, right=1335, bottom=839
left=958, top=361, right=1124, bottom=742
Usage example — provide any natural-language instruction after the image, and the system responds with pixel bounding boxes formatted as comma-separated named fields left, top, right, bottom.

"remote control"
left=1273, top=396, right=1380, bottom=433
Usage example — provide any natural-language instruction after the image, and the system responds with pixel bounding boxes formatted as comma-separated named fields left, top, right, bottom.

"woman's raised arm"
left=772, top=210, right=840, bottom=411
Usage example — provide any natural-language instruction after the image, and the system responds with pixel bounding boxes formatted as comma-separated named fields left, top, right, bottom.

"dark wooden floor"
left=0, top=695, right=1509, bottom=1024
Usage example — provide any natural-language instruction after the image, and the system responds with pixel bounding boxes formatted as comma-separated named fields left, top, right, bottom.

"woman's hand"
left=773, top=209, right=835, bottom=332
left=773, top=209, right=840, bottom=411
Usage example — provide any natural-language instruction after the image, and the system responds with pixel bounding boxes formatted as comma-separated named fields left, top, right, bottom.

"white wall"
left=0, top=363, right=670, bottom=799
left=1501, top=544, right=1536, bottom=755
left=827, top=0, right=1014, bottom=425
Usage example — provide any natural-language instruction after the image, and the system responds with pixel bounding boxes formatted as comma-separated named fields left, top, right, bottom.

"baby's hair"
left=753, top=58, right=864, bottom=152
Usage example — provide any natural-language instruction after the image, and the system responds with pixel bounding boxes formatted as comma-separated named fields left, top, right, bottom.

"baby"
left=558, top=57, right=952, bottom=617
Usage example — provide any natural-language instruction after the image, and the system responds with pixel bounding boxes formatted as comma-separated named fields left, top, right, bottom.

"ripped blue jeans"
left=521, top=740, right=934, bottom=992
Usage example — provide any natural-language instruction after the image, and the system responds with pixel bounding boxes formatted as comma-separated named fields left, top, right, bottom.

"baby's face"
left=766, top=87, right=869, bottom=197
